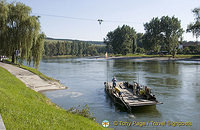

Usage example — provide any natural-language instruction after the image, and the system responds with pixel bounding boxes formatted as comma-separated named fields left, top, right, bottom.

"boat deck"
left=105, top=82, right=161, bottom=109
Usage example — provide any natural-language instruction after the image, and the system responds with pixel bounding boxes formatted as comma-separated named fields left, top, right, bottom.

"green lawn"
left=0, top=67, right=105, bottom=129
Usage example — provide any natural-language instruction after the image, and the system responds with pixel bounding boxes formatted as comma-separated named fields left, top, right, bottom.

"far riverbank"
left=43, top=54, right=200, bottom=61
left=107, top=56, right=200, bottom=61
left=94, top=54, right=200, bottom=61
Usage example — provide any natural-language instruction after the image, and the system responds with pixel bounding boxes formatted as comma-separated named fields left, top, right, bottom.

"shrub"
left=67, top=105, right=96, bottom=121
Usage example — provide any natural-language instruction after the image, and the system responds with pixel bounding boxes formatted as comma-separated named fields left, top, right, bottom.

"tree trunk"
left=12, top=52, right=15, bottom=63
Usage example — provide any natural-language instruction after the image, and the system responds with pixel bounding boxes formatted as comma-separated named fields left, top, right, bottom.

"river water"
left=38, top=57, right=200, bottom=130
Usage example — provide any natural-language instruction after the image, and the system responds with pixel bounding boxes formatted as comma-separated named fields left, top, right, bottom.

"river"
left=38, top=57, right=200, bottom=130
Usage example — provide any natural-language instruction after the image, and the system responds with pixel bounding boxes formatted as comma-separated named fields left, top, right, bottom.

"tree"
left=143, top=17, right=163, bottom=53
left=136, top=33, right=143, bottom=48
left=187, top=7, right=200, bottom=41
left=78, top=42, right=83, bottom=56
left=65, top=42, right=71, bottom=55
left=183, top=47, right=190, bottom=54
left=104, top=31, right=113, bottom=53
left=56, top=42, right=66, bottom=55
left=0, top=1, right=8, bottom=54
left=31, top=33, right=45, bottom=69
left=136, top=47, right=145, bottom=54
left=87, top=45, right=98, bottom=56
left=161, top=16, right=183, bottom=57
left=104, top=25, right=137, bottom=55
left=0, top=1, right=45, bottom=69
left=143, top=16, right=183, bottom=57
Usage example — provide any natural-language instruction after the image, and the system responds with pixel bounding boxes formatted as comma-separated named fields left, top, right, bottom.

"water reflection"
left=105, top=91, right=161, bottom=118
left=39, top=58, right=200, bottom=129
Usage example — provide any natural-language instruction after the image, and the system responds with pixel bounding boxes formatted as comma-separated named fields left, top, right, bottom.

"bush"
left=183, top=47, right=191, bottom=54
left=67, top=105, right=96, bottom=121
left=136, top=47, right=145, bottom=54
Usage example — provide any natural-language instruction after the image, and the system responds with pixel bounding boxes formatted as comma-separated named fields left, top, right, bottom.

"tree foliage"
left=0, top=1, right=44, bottom=69
left=136, top=33, right=143, bottom=48
left=187, top=7, right=200, bottom=40
left=104, top=25, right=137, bottom=55
left=143, top=16, right=183, bottom=57
left=44, top=41, right=106, bottom=56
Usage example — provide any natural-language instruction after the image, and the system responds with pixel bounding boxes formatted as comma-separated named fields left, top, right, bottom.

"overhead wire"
left=32, top=13, right=96, bottom=21
left=32, top=12, right=143, bottom=24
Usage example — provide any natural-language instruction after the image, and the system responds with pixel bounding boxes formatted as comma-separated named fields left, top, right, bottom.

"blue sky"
left=7, top=0, right=200, bottom=41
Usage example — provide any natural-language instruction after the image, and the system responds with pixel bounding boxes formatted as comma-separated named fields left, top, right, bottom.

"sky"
left=7, top=0, right=200, bottom=41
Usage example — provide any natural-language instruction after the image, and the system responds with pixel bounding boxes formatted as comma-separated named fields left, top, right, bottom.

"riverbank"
left=105, top=54, right=200, bottom=61
left=107, top=56, right=200, bottom=61
left=43, top=55, right=76, bottom=58
left=0, top=64, right=105, bottom=129
left=109, top=54, right=200, bottom=58
left=0, top=62, right=66, bottom=92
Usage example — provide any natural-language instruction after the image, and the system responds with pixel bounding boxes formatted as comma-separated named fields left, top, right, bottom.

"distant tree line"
left=0, top=1, right=44, bottom=69
left=44, top=41, right=106, bottom=56
left=104, top=8, right=200, bottom=57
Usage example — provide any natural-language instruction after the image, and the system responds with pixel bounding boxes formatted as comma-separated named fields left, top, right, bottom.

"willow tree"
left=0, top=1, right=8, bottom=54
left=31, top=33, right=45, bottom=69
left=0, top=1, right=44, bottom=69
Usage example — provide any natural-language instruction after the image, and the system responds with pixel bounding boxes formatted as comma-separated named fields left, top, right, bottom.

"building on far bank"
left=179, top=41, right=200, bottom=49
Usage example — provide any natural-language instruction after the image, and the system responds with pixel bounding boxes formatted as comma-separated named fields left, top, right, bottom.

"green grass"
left=0, top=66, right=105, bottom=129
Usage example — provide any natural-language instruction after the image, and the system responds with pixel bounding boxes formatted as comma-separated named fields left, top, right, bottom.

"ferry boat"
left=104, top=81, right=162, bottom=110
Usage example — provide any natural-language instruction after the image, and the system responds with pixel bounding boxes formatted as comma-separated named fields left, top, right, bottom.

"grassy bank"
left=0, top=67, right=105, bottom=129
left=3, top=59, right=57, bottom=82
left=109, top=53, right=200, bottom=58
left=19, top=64, right=56, bottom=81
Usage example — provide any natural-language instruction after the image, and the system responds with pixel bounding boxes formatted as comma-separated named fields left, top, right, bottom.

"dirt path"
left=0, top=62, right=66, bottom=92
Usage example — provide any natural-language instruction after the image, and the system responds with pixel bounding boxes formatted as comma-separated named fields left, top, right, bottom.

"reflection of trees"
left=144, top=61, right=180, bottom=88
left=142, top=61, right=180, bottom=87
left=113, top=60, right=138, bottom=72
left=145, top=77, right=179, bottom=88
left=142, top=61, right=161, bottom=74
left=112, top=60, right=139, bottom=81
left=142, top=61, right=179, bottom=75
left=112, top=60, right=180, bottom=88
left=165, top=62, right=179, bottom=75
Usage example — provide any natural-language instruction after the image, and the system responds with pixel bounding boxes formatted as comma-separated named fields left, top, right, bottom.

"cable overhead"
left=32, top=13, right=96, bottom=21
left=32, top=12, right=142, bottom=24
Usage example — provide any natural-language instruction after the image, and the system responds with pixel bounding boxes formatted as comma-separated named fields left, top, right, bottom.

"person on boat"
left=112, top=77, right=117, bottom=88
left=136, top=83, right=141, bottom=95
left=133, top=82, right=137, bottom=95
left=144, top=86, right=151, bottom=99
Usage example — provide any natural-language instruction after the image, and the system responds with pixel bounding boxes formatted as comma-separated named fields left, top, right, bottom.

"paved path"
left=0, top=62, right=66, bottom=92
left=0, top=114, right=6, bottom=130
